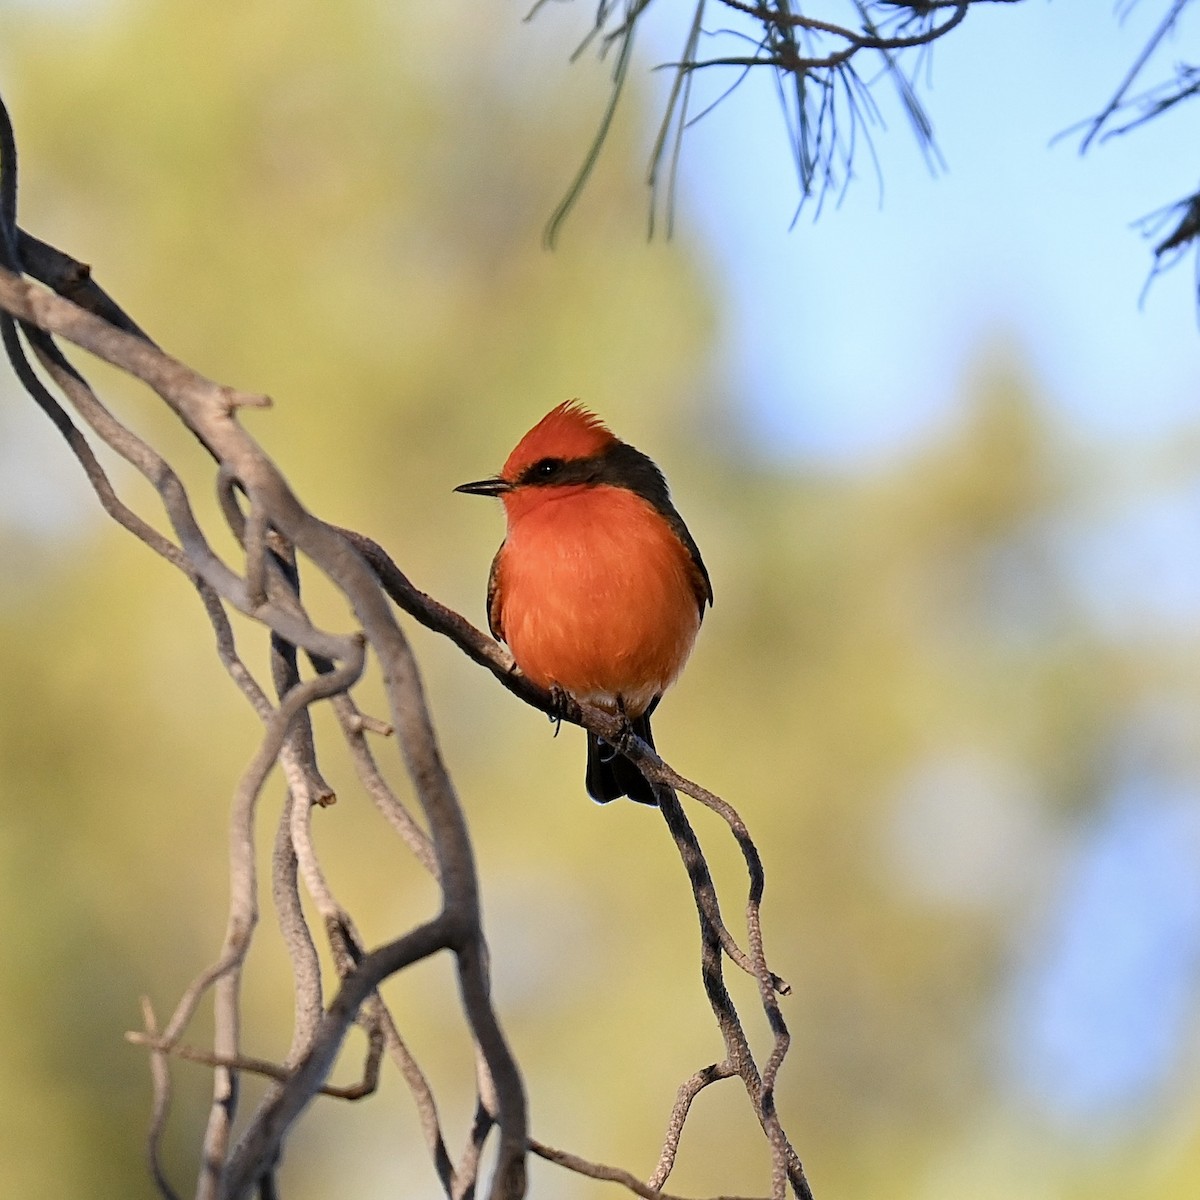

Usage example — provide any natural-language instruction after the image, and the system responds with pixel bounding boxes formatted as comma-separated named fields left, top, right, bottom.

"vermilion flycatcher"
left=456, top=401, right=712, bottom=805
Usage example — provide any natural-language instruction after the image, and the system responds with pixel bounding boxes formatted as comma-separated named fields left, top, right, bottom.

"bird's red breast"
left=492, top=480, right=703, bottom=716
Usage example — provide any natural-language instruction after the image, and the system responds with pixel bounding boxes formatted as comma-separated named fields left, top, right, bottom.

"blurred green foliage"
left=0, top=2, right=1197, bottom=1199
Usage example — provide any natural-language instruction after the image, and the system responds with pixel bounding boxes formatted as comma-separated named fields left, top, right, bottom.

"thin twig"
left=326, top=687, right=439, bottom=877
left=272, top=792, right=324, bottom=1060
left=654, top=785, right=810, bottom=1199
left=647, top=1062, right=736, bottom=1191
left=1080, top=0, right=1190, bottom=151
left=126, top=1033, right=386, bottom=1101
left=530, top=1136, right=767, bottom=1200
left=137, top=997, right=183, bottom=1200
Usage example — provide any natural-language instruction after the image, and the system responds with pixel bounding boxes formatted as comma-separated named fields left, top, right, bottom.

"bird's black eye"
left=528, top=457, right=564, bottom=482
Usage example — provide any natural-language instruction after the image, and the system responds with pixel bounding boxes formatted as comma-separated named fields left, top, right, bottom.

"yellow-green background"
left=1, top=2, right=1197, bottom=1198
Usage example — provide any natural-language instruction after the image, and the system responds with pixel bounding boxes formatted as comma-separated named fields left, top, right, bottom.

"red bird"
left=456, top=401, right=712, bottom=804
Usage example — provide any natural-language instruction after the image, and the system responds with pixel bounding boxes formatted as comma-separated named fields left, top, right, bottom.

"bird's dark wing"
left=598, top=441, right=713, bottom=618
left=486, top=545, right=506, bottom=642
left=664, top=505, right=713, bottom=619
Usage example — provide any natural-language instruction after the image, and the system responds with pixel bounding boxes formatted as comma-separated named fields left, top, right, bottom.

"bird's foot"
left=612, top=697, right=637, bottom=756
left=547, top=684, right=571, bottom=738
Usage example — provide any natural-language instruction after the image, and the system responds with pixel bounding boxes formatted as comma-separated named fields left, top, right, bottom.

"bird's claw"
left=547, top=684, right=570, bottom=737
left=613, top=698, right=638, bottom=755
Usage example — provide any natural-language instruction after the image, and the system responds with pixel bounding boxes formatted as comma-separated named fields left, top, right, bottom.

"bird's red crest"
left=502, top=400, right=617, bottom=481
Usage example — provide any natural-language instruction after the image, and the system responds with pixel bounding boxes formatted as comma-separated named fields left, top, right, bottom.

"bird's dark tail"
left=585, top=711, right=658, bottom=805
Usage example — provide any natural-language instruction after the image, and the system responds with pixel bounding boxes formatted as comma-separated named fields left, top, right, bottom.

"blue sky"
left=650, top=0, right=1200, bottom=462
left=1004, top=774, right=1200, bottom=1133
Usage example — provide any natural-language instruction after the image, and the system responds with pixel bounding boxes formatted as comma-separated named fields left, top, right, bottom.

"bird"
left=456, top=400, right=712, bottom=805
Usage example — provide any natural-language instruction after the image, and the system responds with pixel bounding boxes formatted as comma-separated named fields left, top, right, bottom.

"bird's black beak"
left=454, top=476, right=511, bottom=498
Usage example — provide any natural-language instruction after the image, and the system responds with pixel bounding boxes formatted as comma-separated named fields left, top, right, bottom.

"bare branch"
left=529, top=1136, right=767, bottom=1200
left=125, top=1033, right=386, bottom=1102
left=653, top=785, right=810, bottom=1200
left=218, top=915, right=457, bottom=1197
left=1067, top=1, right=1200, bottom=301
left=648, top=1063, right=737, bottom=1191
left=136, top=997, right=183, bottom=1200
left=327, top=689, right=439, bottom=877
left=1080, top=0, right=1190, bottom=152
left=272, top=794, right=324, bottom=1059
left=1, top=88, right=805, bottom=1195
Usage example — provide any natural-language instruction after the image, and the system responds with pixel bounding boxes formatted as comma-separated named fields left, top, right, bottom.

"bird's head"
left=454, top=401, right=620, bottom=511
